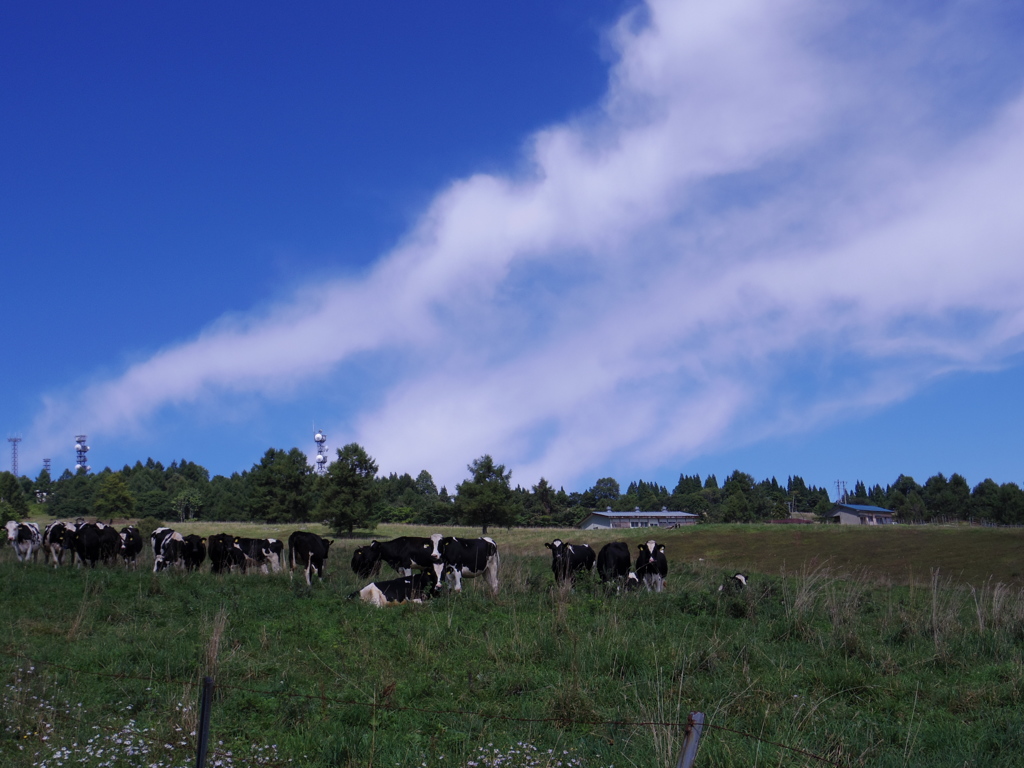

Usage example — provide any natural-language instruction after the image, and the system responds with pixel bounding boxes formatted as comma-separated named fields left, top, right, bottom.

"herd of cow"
left=5, top=520, right=716, bottom=606
left=3, top=520, right=333, bottom=586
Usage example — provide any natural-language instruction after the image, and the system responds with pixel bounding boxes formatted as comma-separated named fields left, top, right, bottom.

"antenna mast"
left=314, top=428, right=328, bottom=476
left=75, top=435, right=91, bottom=472
left=8, top=436, right=21, bottom=476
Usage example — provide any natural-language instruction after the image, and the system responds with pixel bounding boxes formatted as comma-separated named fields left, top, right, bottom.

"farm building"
left=829, top=503, right=895, bottom=525
left=578, top=506, right=699, bottom=530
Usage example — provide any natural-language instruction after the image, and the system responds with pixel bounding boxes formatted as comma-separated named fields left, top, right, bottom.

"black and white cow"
left=5, top=520, right=42, bottom=563
left=151, top=527, right=186, bottom=572
left=351, top=545, right=382, bottom=578
left=265, top=538, right=284, bottom=572
left=233, top=537, right=277, bottom=574
left=635, top=540, right=668, bottom=592
left=348, top=568, right=446, bottom=607
left=352, top=536, right=442, bottom=577
left=182, top=534, right=207, bottom=571
left=74, top=522, right=120, bottom=568
left=288, top=531, right=334, bottom=586
left=207, top=533, right=243, bottom=574
left=43, top=521, right=76, bottom=567
left=119, top=526, right=144, bottom=568
left=718, top=573, right=748, bottom=594
left=432, top=536, right=500, bottom=594
left=544, top=539, right=596, bottom=583
left=596, top=541, right=640, bottom=590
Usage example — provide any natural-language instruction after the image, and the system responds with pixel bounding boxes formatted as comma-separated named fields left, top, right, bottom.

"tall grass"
left=3, top=525, right=1024, bottom=766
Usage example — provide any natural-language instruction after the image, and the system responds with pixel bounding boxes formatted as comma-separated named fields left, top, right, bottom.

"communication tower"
left=8, top=436, right=21, bottom=476
left=314, top=429, right=328, bottom=475
left=75, top=435, right=91, bottom=472
left=43, top=458, right=51, bottom=475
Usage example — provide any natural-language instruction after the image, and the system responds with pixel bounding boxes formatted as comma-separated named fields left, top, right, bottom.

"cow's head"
left=351, top=544, right=379, bottom=577
left=431, top=561, right=460, bottom=592
left=544, top=539, right=568, bottom=567
left=429, top=533, right=445, bottom=561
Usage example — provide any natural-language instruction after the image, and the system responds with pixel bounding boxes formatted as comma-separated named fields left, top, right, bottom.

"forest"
left=1, top=442, right=1023, bottom=531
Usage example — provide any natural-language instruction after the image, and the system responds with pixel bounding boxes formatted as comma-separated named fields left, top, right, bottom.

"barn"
left=829, top=503, right=895, bottom=525
left=577, top=506, right=699, bottom=530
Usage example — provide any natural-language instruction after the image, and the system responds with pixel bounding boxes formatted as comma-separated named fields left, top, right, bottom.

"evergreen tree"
left=454, top=455, right=517, bottom=534
left=318, top=443, right=380, bottom=533
left=0, top=471, right=29, bottom=518
left=93, top=472, right=136, bottom=520
left=249, top=448, right=313, bottom=523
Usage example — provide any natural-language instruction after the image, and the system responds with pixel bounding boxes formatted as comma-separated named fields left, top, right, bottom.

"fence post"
left=675, top=711, right=705, bottom=768
left=195, top=676, right=214, bottom=768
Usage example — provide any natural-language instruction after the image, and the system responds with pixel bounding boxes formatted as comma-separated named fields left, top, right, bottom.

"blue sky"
left=3, top=0, right=1024, bottom=497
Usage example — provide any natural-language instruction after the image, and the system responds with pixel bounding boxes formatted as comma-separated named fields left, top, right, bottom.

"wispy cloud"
left=30, top=0, right=1024, bottom=488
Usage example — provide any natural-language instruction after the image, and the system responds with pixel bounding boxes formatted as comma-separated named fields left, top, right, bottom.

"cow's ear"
left=658, top=545, right=665, bottom=553
left=201, top=538, right=206, bottom=544
left=544, top=542, right=552, bottom=550
left=637, top=544, right=643, bottom=550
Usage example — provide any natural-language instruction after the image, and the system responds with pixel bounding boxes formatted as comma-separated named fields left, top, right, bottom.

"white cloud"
left=28, top=0, right=1024, bottom=489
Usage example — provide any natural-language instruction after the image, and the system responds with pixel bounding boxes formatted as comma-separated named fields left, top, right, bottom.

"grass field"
left=2, top=520, right=1023, bottom=767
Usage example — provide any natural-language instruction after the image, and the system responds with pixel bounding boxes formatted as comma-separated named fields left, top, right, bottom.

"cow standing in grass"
left=75, top=522, right=120, bottom=568
left=5, top=521, right=42, bottom=563
left=352, top=536, right=442, bottom=577
left=43, top=521, right=76, bottom=567
left=433, top=536, right=500, bottom=594
left=288, top=531, right=333, bottom=586
left=119, top=526, right=144, bottom=569
left=635, top=540, right=668, bottom=592
left=597, top=542, right=639, bottom=590
left=545, top=539, right=595, bottom=584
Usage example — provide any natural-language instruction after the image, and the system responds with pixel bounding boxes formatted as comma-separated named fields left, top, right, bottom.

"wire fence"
left=1, top=648, right=849, bottom=768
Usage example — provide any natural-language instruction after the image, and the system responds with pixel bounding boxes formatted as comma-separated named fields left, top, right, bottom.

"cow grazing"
left=544, top=539, right=596, bottom=583
left=353, top=536, right=442, bottom=578
left=288, top=531, right=334, bottom=586
left=119, top=526, right=144, bottom=568
left=43, top=521, right=76, bottom=567
left=182, top=535, right=207, bottom=571
left=351, top=545, right=382, bottom=578
left=208, top=533, right=243, bottom=574
left=597, top=542, right=631, bottom=582
left=719, top=573, right=748, bottom=594
left=349, top=568, right=445, bottom=607
left=265, top=539, right=284, bottom=572
left=5, top=521, right=42, bottom=563
left=433, top=536, right=500, bottom=594
left=151, top=527, right=186, bottom=572
left=596, top=541, right=641, bottom=590
left=635, top=540, right=668, bottom=592
left=74, top=522, right=120, bottom=568
left=233, top=537, right=276, bottom=574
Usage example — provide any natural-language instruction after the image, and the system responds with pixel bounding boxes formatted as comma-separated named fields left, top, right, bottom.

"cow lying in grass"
left=348, top=566, right=451, bottom=607
left=718, top=573, right=748, bottom=594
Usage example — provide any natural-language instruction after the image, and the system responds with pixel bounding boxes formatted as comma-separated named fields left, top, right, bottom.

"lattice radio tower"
left=43, top=458, right=51, bottom=475
left=8, top=436, right=21, bottom=476
left=314, top=428, right=328, bottom=476
left=75, top=435, right=91, bottom=472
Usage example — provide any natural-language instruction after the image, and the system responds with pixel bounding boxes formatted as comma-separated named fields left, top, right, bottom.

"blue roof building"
left=578, top=506, right=699, bottom=530
left=829, top=503, right=895, bottom=525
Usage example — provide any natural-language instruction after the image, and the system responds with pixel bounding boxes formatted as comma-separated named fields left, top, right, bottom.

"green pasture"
left=2, top=521, right=1023, bottom=767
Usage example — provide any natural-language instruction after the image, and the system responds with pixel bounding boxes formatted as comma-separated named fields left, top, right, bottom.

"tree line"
left=1, top=444, right=1022, bottom=531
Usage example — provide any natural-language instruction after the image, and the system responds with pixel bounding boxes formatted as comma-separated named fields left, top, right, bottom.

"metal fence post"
left=195, top=676, right=214, bottom=768
left=676, top=711, right=705, bottom=768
